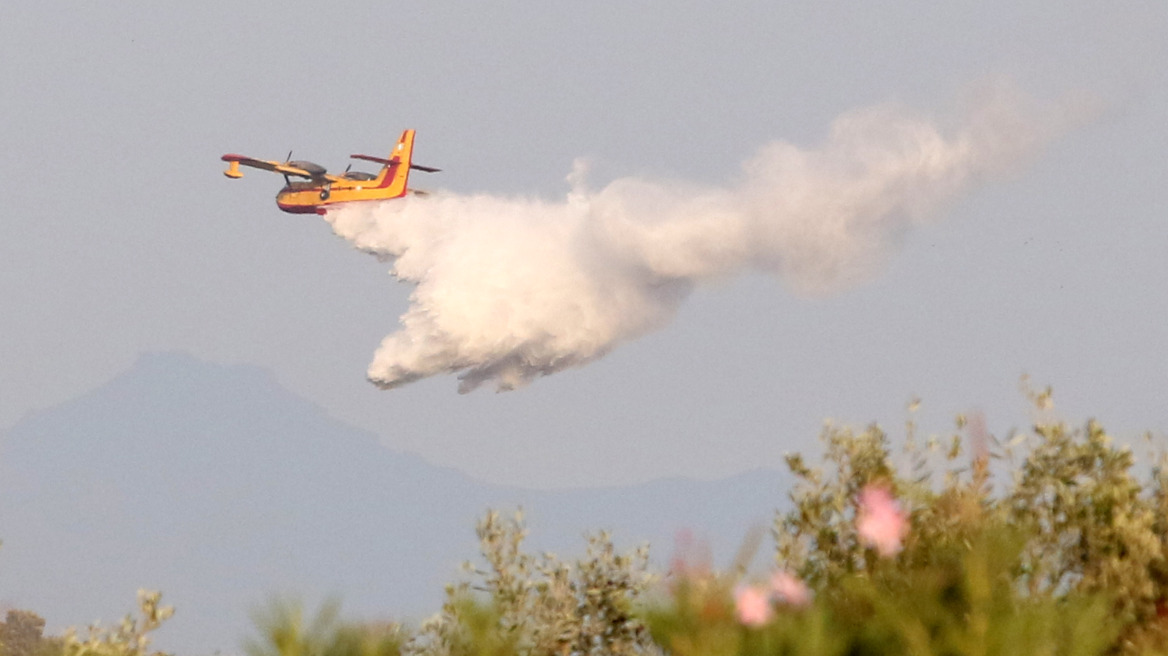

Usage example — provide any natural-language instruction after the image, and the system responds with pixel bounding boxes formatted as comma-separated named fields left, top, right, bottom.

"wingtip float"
left=221, top=129, right=440, bottom=215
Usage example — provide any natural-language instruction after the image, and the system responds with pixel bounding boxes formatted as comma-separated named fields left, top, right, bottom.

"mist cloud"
left=325, top=86, right=1080, bottom=392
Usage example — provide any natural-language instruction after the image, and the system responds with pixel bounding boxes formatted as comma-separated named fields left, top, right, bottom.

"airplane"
left=221, top=129, right=439, bottom=215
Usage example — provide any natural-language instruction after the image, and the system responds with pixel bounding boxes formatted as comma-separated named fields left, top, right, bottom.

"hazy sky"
left=2, top=2, right=1165, bottom=488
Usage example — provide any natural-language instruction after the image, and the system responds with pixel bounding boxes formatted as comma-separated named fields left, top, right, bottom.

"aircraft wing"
left=221, top=154, right=344, bottom=182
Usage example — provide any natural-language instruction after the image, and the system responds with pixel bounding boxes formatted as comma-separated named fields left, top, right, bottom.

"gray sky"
left=1, top=2, right=1165, bottom=489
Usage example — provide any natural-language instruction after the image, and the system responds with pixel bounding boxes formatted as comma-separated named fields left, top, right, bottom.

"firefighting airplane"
left=221, top=129, right=439, bottom=215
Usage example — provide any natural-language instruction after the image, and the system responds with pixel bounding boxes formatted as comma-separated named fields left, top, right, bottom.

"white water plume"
left=325, top=87, right=1078, bottom=392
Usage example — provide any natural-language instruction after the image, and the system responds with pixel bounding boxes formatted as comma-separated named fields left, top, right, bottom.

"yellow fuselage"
left=275, top=178, right=407, bottom=215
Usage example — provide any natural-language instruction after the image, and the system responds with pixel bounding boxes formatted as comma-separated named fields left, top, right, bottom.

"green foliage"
left=646, top=392, right=1168, bottom=655
left=1009, top=420, right=1165, bottom=617
left=830, top=528, right=1117, bottom=656
left=0, top=610, right=63, bottom=656
left=61, top=590, right=173, bottom=656
left=413, top=599, right=519, bottom=656
left=241, top=511, right=655, bottom=656
left=414, top=510, right=658, bottom=656
left=11, top=388, right=1168, bottom=656
left=645, top=529, right=1118, bottom=656
left=244, top=599, right=405, bottom=656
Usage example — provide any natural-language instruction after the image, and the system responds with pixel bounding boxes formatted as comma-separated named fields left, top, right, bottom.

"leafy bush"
left=647, top=523, right=1119, bottom=656
left=0, top=610, right=63, bottom=656
left=245, top=599, right=405, bottom=656
left=13, top=390, right=1167, bottom=656
left=647, top=392, right=1168, bottom=655
left=413, top=510, right=658, bottom=656
left=61, top=590, right=173, bottom=656
left=246, top=511, right=656, bottom=656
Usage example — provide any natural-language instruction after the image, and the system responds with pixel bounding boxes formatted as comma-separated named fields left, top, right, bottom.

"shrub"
left=0, top=610, right=63, bottom=656
left=22, top=391, right=1166, bottom=656
left=61, top=590, right=173, bottom=656
left=414, top=510, right=658, bottom=656
left=647, top=392, right=1168, bottom=655
left=245, top=599, right=406, bottom=656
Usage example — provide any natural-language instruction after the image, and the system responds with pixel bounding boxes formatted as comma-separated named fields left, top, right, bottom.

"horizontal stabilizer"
left=351, top=154, right=441, bottom=173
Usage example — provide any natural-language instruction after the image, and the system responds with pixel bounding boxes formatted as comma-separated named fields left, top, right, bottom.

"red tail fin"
left=371, top=130, right=415, bottom=197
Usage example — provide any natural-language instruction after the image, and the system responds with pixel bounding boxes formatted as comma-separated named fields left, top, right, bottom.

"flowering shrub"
left=647, top=515, right=1119, bottom=656
left=647, top=393, right=1168, bottom=655
left=240, top=396, right=1168, bottom=656
left=16, top=391, right=1167, bottom=656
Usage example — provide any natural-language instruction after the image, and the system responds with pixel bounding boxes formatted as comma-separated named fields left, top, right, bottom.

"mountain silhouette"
left=0, top=352, right=787, bottom=654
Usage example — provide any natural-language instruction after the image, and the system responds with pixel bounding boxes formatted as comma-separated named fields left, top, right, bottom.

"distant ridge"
left=0, top=352, right=787, bottom=654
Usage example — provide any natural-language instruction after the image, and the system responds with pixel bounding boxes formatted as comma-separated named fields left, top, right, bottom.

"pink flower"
left=770, top=570, right=812, bottom=607
left=734, top=584, right=773, bottom=627
left=856, top=484, right=909, bottom=557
